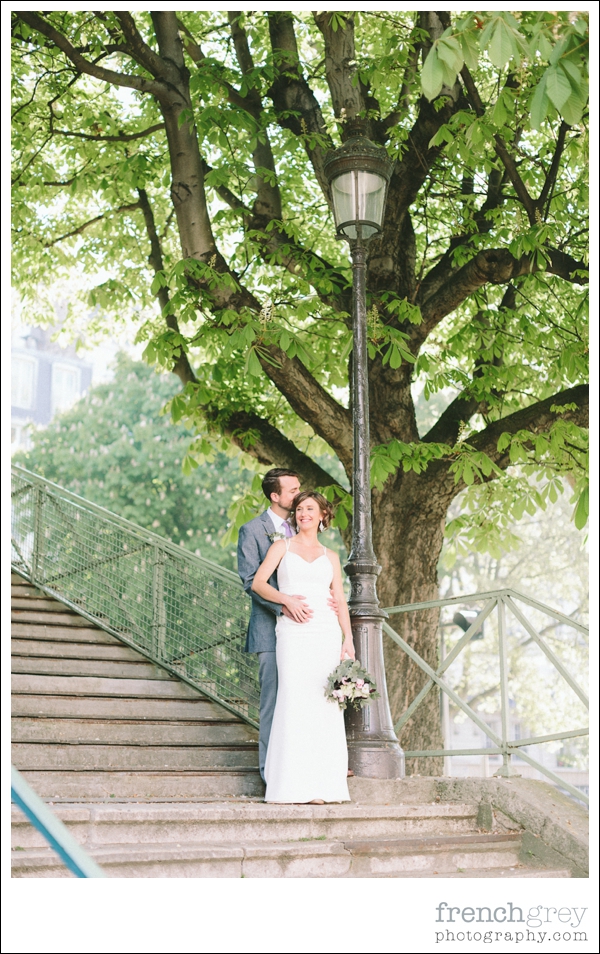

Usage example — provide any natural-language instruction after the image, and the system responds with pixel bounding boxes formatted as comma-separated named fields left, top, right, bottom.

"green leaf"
left=538, top=34, right=553, bottom=61
left=573, top=485, right=589, bottom=530
left=245, top=349, right=263, bottom=377
left=545, top=66, right=572, bottom=111
left=389, top=345, right=402, bottom=369
left=459, top=30, right=480, bottom=71
left=279, top=330, right=291, bottom=351
left=530, top=75, right=549, bottom=129
left=560, top=88, right=586, bottom=126
left=488, top=21, right=517, bottom=69
left=421, top=47, right=444, bottom=101
left=491, top=95, right=507, bottom=126
left=437, top=37, right=463, bottom=75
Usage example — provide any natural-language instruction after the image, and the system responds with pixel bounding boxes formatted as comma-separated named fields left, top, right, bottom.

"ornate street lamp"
left=325, top=122, right=405, bottom=778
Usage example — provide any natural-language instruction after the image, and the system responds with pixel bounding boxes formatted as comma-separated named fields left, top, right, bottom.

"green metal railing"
left=11, top=466, right=259, bottom=726
left=383, top=589, right=589, bottom=805
left=11, top=766, right=106, bottom=878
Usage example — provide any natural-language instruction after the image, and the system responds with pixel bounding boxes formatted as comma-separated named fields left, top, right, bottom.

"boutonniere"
left=267, top=531, right=287, bottom=543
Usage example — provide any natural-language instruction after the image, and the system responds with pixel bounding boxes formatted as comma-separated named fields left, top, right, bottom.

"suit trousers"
left=258, top=650, right=278, bottom=781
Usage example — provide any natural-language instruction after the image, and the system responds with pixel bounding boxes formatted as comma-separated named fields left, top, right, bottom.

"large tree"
left=11, top=11, right=588, bottom=769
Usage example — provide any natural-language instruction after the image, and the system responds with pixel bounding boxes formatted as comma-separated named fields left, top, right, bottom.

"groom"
left=237, top=468, right=314, bottom=781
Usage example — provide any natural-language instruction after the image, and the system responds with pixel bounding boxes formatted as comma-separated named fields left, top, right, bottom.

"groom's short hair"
left=262, top=468, right=300, bottom=502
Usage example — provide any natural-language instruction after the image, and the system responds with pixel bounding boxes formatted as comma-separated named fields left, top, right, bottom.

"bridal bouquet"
left=325, top=659, right=380, bottom=711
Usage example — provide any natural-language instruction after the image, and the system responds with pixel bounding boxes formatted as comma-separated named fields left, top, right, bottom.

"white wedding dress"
left=264, top=540, right=350, bottom=803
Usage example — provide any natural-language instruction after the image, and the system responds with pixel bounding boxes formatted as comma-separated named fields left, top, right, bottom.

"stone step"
left=11, top=694, right=240, bottom=722
left=11, top=585, right=51, bottom=599
left=11, top=831, right=534, bottom=879
left=12, top=623, right=122, bottom=644
left=12, top=597, right=80, bottom=612
left=17, top=771, right=265, bottom=799
left=12, top=718, right=258, bottom=745
left=11, top=638, right=144, bottom=662
left=12, top=673, right=204, bottom=699
left=12, top=609, right=104, bottom=627
left=12, top=742, right=259, bottom=771
left=388, top=867, right=572, bottom=878
left=12, top=655, right=174, bottom=680
left=10, top=801, right=480, bottom=850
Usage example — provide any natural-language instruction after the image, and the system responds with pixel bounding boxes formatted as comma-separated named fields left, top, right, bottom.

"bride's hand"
left=282, top=595, right=313, bottom=623
left=340, top=639, right=355, bottom=661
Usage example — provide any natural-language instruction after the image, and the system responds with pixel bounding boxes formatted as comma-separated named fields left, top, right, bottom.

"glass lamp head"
left=324, top=124, right=393, bottom=241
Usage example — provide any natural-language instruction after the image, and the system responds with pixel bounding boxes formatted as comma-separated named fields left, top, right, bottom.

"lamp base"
left=346, top=736, right=406, bottom=779
left=344, top=614, right=405, bottom=779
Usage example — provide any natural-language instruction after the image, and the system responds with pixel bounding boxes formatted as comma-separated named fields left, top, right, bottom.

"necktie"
left=283, top=521, right=294, bottom=537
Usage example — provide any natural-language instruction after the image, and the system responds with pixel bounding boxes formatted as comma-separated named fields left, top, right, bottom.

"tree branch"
left=53, top=122, right=165, bottom=143
left=257, top=347, right=353, bottom=474
left=178, top=17, right=249, bottom=113
left=42, top=202, right=140, bottom=247
left=219, top=409, right=341, bottom=491
left=113, top=12, right=169, bottom=79
left=369, top=16, right=464, bottom=293
left=313, top=13, right=371, bottom=124
left=416, top=246, right=587, bottom=347
left=465, top=384, right=588, bottom=468
left=383, top=41, right=421, bottom=130
left=226, top=15, right=349, bottom=313
left=201, top=159, right=249, bottom=214
left=227, top=13, right=282, bottom=224
left=267, top=12, right=334, bottom=203
left=460, top=66, right=537, bottom=224
left=423, top=285, right=516, bottom=445
left=16, top=12, right=168, bottom=100
left=421, top=384, right=589, bottom=505
left=415, top=167, right=509, bottom=308
left=539, top=121, right=569, bottom=215
left=137, top=189, right=197, bottom=387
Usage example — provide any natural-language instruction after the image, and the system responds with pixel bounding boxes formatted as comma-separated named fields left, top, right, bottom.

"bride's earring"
left=319, top=520, right=324, bottom=532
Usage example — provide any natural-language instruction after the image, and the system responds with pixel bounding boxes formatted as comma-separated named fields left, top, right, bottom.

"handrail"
left=11, top=466, right=260, bottom=727
left=11, top=464, right=240, bottom=584
left=11, top=766, right=106, bottom=878
left=383, top=590, right=589, bottom=805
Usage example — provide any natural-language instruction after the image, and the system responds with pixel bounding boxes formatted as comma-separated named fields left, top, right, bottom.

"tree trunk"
left=151, top=13, right=216, bottom=263
left=372, top=470, right=448, bottom=775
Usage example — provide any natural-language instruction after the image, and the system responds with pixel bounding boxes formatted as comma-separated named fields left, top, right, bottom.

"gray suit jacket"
left=238, top=510, right=283, bottom=653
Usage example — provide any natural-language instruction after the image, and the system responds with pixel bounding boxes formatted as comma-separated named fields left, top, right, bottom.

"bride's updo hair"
left=290, top=491, right=334, bottom=532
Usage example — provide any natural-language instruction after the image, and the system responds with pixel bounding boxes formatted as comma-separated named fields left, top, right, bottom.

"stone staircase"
left=11, top=574, right=579, bottom=879
left=11, top=574, right=262, bottom=800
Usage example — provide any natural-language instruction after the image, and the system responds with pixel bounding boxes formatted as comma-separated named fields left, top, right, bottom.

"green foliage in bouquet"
left=325, top=659, right=380, bottom=711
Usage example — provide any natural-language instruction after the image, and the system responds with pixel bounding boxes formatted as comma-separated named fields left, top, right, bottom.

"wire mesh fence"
left=11, top=466, right=260, bottom=726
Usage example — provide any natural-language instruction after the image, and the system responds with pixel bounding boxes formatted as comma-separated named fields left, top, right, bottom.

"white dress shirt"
left=267, top=508, right=296, bottom=535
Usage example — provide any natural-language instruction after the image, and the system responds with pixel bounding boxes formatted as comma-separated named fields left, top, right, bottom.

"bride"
left=252, top=491, right=355, bottom=804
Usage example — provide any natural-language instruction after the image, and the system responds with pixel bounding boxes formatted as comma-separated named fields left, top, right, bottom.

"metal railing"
left=11, top=466, right=260, bottom=726
left=383, top=589, right=589, bottom=805
left=11, top=766, right=106, bottom=878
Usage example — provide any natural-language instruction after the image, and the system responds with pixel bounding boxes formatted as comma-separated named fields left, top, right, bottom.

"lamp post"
left=324, top=122, right=405, bottom=779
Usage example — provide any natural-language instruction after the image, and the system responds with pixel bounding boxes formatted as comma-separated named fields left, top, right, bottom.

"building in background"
left=11, top=325, right=93, bottom=452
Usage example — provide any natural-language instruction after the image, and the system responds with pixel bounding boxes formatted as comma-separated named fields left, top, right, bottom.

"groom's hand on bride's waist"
left=282, top=596, right=313, bottom=623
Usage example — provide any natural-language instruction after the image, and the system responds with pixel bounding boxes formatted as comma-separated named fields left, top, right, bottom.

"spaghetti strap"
left=321, top=542, right=327, bottom=556
left=285, top=536, right=291, bottom=551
